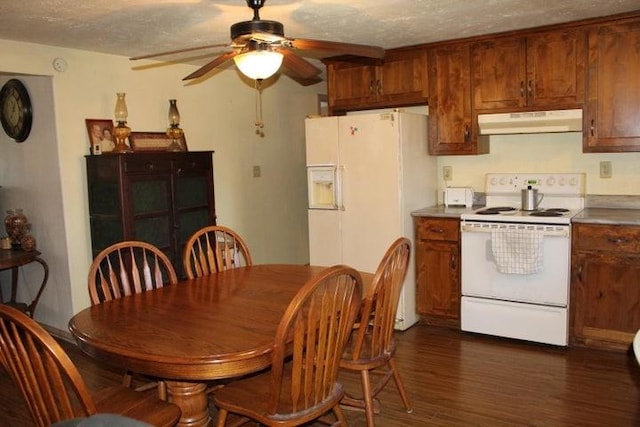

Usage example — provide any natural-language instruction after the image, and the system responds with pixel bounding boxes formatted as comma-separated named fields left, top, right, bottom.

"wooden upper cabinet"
left=472, top=37, right=527, bottom=110
left=584, top=17, right=640, bottom=152
left=326, top=48, right=428, bottom=113
left=377, top=48, right=429, bottom=105
left=428, top=43, right=488, bottom=155
left=326, top=61, right=377, bottom=110
left=527, top=29, right=586, bottom=106
left=472, top=29, right=586, bottom=111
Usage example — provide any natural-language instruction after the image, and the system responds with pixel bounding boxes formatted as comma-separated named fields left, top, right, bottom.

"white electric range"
left=459, top=173, right=585, bottom=346
left=462, top=173, right=585, bottom=224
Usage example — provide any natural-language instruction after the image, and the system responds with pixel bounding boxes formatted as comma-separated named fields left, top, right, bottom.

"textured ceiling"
left=1, top=1, right=638, bottom=76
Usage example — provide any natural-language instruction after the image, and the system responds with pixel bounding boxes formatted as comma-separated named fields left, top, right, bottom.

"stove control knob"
left=559, top=177, right=567, bottom=186
left=569, top=177, right=577, bottom=186
left=489, top=177, right=497, bottom=185
left=546, top=176, right=556, bottom=186
left=499, top=177, right=507, bottom=185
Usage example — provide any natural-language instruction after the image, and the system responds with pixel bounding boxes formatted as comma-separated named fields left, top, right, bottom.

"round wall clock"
left=0, top=79, right=33, bottom=143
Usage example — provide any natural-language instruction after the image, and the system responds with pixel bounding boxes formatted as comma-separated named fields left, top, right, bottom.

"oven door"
left=461, top=221, right=570, bottom=306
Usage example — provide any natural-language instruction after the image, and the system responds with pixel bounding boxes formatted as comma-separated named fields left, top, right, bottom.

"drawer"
left=124, top=157, right=172, bottom=174
left=415, top=217, right=460, bottom=242
left=573, top=223, right=640, bottom=254
left=174, top=155, right=212, bottom=174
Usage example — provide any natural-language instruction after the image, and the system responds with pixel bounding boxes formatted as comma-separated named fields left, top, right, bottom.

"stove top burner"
left=528, top=208, right=571, bottom=217
left=475, top=206, right=517, bottom=215
left=529, top=210, right=563, bottom=217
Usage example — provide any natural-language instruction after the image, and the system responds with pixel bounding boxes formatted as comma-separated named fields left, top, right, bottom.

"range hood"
left=478, top=109, right=583, bottom=135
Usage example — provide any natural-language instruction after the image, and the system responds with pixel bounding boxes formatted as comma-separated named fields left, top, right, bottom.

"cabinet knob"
left=176, top=167, right=184, bottom=176
left=145, top=162, right=155, bottom=171
left=590, top=119, right=595, bottom=137
left=463, top=125, right=470, bottom=142
left=430, top=228, right=445, bottom=234
left=607, top=237, right=629, bottom=244
left=520, top=81, right=525, bottom=97
left=527, top=80, right=533, bottom=96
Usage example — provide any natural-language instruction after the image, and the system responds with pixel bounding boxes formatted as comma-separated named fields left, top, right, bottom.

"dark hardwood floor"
left=1, top=324, right=639, bottom=426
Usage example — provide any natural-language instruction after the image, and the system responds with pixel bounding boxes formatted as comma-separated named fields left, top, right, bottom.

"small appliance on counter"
left=521, top=185, right=544, bottom=211
left=444, top=187, right=474, bottom=207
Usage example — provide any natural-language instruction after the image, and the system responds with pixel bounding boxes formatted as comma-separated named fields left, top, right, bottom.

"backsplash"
left=435, top=132, right=640, bottom=197
left=585, top=195, right=640, bottom=209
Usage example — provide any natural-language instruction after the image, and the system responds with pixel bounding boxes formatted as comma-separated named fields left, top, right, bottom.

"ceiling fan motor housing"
left=231, top=20, right=285, bottom=43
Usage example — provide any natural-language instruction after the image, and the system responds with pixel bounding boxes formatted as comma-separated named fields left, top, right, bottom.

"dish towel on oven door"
left=491, top=227, right=544, bottom=274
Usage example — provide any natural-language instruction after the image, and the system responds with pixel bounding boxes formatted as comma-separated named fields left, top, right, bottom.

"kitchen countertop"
left=571, top=208, right=640, bottom=226
left=412, top=205, right=481, bottom=218
left=413, top=205, right=640, bottom=226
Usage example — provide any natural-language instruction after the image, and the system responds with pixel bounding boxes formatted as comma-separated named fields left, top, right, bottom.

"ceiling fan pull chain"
left=254, top=79, right=265, bottom=137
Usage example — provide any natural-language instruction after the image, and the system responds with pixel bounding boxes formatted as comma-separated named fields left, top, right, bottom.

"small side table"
left=0, top=249, right=49, bottom=317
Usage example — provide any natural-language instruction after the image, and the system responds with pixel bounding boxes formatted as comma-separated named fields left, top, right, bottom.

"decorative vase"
left=20, top=225, right=36, bottom=252
left=4, top=209, right=28, bottom=247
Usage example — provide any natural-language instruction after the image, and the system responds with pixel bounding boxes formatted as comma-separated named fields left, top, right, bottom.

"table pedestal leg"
left=166, top=381, right=210, bottom=427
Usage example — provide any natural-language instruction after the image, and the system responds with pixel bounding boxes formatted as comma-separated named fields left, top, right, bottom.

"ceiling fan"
left=130, top=0, right=385, bottom=86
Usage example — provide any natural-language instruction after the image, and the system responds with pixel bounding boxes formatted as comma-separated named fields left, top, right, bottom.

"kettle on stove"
left=521, top=185, right=544, bottom=211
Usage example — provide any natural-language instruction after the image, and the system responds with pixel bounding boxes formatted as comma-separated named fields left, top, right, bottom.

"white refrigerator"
left=305, top=111, right=437, bottom=330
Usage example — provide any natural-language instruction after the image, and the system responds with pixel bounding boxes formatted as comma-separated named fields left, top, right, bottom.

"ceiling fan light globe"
left=234, top=50, right=283, bottom=80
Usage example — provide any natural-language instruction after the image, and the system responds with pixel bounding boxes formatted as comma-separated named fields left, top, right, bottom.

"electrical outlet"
left=252, top=165, right=261, bottom=178
left=599, top=161, right=612, bottom=179
left=443, top=166, right=453, bottom=181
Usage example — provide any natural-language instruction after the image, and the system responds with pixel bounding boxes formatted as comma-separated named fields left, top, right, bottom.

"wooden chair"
left=88, top=240, right=178, bottom=399
left=213, top=265, right=363, bottom=427
left=183, top=225, right=252, bottom=279
left=0, top=305, right=181, bottom=427
left=339, top=237, right=413, bottom=427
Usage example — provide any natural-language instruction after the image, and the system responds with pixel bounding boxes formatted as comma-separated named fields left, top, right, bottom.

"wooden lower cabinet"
left=414, top=216, right=460, bottom=328
left=570, top=223, right=640, bottom=350
left=584, top=16, right=640, bottom=152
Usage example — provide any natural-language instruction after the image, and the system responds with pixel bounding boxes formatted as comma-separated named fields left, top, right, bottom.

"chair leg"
left=157, top=380, right=167, bottom=401
left=122, top=371, right=133, bottom=388
left=360, top=370, right=376, bottom=427
left=216, top=408, right=228, bottom=427
left=388, top=358, right=413, bottom=413
left=334, top=403, right=348, bottom=426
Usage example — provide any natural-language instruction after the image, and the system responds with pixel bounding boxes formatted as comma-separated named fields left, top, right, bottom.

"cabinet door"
left=326, top=62, right=377, bottom=110
left=415, top=217, right=460, bottom=328
left=127, top=174, right=174, bottom=259
left=378, top=48, right=429, bottom=105
left=416, top=240, right=460, bottom=319
left=472, top=37, right=527, bottom=110
left=571, top=252, right=640, bottom=350
left=86, top=156, right=124, bottom=257
left=429, top=43, right=487, bottom=155
left=526, top=29, right=586, bottom=107
left=584, top=18, right=640, bottom=152
left=173, top=155, right=216, bottom=275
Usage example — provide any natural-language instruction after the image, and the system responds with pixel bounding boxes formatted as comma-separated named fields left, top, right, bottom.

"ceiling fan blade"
left=280, top=50, right=322, bottom=79
left=285, top=74, right=323, bottom=86
left=183, top=51, right=239, bottom=81
left=130, top=43, right=230, bottom=61
left=288, top=38, right=385, bottom=59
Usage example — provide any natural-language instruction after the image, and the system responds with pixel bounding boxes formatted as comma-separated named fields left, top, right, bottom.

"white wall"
left=434, top=132, right=640, bottom=199
left=0, top=39, right=323, bottom=331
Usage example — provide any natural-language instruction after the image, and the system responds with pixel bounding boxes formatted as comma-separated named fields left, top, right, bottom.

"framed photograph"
left=85, top=119, right=115, bottom=154
left=129, top=131, right=188, bottom=152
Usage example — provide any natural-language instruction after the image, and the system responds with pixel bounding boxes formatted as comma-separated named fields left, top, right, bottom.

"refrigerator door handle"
left=336, top=165, right=345, bottom=211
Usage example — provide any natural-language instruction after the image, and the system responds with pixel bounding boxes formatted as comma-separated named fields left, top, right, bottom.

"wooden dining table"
left=69, top=264, right=371, bottom=427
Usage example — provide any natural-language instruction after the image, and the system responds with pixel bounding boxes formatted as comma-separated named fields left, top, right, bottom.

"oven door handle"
left=461, top=223, right=569, bottom=237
